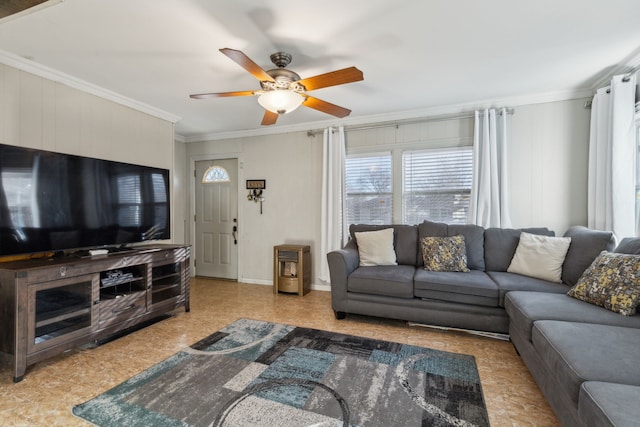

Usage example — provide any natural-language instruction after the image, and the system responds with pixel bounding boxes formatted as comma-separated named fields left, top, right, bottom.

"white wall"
left=187, top=98, right=592, bottom=287
left=0, top=63, right=182, bottom=243
left=187, top=131, right=322, bottom=286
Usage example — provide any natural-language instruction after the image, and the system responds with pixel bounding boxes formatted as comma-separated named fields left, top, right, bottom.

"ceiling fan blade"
left=302, top=96, right=352, bottom=118
left=220, top=48, right=275, bottom=82
left=0, top=0, right=48, bottom=19
left=296, top=67, right=363, bottom=91
left=261, top=110, right=279, bottom=126
left=190, top=90, right=256, bottom=99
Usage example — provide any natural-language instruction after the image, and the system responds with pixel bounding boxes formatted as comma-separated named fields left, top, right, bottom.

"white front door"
left=194, top=159, right=238, bottom=279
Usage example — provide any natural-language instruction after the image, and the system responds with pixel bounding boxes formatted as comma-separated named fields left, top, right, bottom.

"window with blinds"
left=403, top=147, right=473, bottom=224
left=345, top=153, right=392, bottom=225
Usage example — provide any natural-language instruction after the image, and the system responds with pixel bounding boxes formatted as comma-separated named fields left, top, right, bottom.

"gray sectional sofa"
left=326, top=221, right=640, bottom=426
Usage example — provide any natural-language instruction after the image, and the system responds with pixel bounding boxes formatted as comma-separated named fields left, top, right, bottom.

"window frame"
left=343, top=143, right=473, bottom=229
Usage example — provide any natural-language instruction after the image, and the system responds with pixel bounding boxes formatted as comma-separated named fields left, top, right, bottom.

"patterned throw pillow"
left=567, top=251, right=640, bottom=316
left=421, top=235, right=469, bottom=272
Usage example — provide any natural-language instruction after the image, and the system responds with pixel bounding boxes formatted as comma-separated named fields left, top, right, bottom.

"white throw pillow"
left=354, top=228, right=397, bottom=266
left=507, top=232, right=571, bottom=283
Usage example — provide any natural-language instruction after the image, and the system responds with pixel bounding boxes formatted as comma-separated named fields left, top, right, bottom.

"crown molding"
left=184, top=87, right=595, bottom=143
left=0, top=49, right=181, bottom=124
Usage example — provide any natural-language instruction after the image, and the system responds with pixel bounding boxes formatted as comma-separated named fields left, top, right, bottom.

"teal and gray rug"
left=73, top=319, right=489, bottom=426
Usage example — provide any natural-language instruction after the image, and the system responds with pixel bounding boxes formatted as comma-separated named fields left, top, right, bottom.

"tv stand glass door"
left=27, top=274, right=97, bottom=354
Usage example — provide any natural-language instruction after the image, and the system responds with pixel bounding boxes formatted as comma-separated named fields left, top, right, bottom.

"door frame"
left=189, top=153, right=244, bottom=279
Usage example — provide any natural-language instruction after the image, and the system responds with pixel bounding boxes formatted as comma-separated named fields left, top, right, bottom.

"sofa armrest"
left=326, top=240, right=359, bottom=312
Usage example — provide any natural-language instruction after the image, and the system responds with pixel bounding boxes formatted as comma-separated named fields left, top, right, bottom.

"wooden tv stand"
left=0, top=244, right=190, bottom=382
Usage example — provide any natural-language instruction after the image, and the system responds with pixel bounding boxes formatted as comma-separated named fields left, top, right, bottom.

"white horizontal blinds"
left=403, top=147, right=473, bottom=224
left=345, top=153, right=392, bottom=225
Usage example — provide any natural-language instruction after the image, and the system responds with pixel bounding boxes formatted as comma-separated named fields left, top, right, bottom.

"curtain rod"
left=623, top=64, right=640, bottom=82
left=306, top=108, right=514, bottom=137
left=584, top=67, right=640, bottom=108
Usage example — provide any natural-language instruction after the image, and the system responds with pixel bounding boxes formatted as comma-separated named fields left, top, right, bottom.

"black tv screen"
left=0, top=144, right=170, bottom=257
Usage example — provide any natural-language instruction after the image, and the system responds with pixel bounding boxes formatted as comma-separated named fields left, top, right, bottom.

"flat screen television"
left=0, top=143, right=170, bottom=257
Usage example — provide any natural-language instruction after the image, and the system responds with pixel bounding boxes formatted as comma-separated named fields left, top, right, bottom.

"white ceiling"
left=1, top=0, right=639, bottom=141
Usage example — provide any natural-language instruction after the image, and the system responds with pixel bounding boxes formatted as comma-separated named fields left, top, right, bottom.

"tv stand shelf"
left=0, top=244, right=190, bottom=382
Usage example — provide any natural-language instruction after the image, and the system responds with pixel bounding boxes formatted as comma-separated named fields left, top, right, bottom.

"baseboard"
left=407, top=322, right=510, bottom=341
left=239, top=279, right=331, bottom=292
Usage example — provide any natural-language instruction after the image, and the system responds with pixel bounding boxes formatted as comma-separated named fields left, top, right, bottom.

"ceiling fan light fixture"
left=258, top=90, right=304, bottom=115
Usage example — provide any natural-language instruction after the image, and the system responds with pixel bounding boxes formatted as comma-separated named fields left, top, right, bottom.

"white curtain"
left=468, top=108, right=512, bottom=228
left=588, top=74, right=637, bottom=240
left=319, top=126, right=345, bottom=283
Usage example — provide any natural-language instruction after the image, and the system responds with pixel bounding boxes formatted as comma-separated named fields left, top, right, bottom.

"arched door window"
left=202, top=165, right=230, bottom=184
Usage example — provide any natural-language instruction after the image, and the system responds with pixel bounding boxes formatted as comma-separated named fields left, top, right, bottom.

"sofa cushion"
left=484, top=227, right=554, bottom=272
left=562, top=226, right=615, bottom=286
left=354, top=228, right=397, bottom=266
left=487, top=271, right=567, bottom=307
left=505, top=291, right=640, bottom=343
left=507, top=232, right=571, bottom=282
left=414, top=270, right=499, bottom=307
left=420, top=235, right=469, bottom=272
left=579, top=382, right=640, bottom=427
left=567, top=251, right=640, bottom=316
left=532, top=321, right=640, bottom=406
left=350, top=224, right=418, bottom=266
left=448, top=223, right=485, bottom=271
left=347, top=265, right=415, bottom=298
left=615, top=237, right=640, bottom=255
left=418, top=220, right=485, bottom=270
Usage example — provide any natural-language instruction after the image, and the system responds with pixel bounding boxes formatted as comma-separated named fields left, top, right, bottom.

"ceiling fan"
left=190, top=48, right=364, bottom=126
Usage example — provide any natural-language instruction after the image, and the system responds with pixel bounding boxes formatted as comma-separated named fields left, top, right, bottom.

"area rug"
left=73, top=319, right=490, bottom=426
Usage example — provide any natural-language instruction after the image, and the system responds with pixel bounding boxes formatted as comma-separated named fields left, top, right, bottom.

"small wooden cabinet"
left=273, top=244, right=310, bottom=296
left=0, top=244, right=190, bottom=382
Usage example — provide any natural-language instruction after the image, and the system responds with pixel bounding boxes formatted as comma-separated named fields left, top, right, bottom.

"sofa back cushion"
left=418, top=220, right=485, bottom=270
left=614, top=237, right=640, bottom=255
left=448, top=223, right=485, bottom=271
left=484, top=227, right=554, bottom=271
left=349, top=224, right=418, bottom=265
left=561, top=226, right=615, bottom=286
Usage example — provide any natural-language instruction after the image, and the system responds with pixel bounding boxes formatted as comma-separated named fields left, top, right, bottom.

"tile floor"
left=0, top=278, right=559, bottom=426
